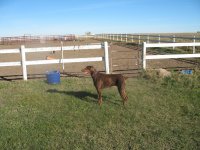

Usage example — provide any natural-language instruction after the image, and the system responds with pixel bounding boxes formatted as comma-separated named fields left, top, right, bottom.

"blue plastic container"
left=46, top=71, right=60, bottom=84
left=181, top=70, right=193, bottom=75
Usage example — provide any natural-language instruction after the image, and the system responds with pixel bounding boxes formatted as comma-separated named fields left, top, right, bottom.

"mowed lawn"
left=0, top=75, right=200, bottom=149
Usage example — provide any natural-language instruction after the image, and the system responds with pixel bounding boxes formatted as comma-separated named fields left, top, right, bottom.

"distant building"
left=85, top=32, right=94, bottom=38
left=85, top=32, right=92, bottom=36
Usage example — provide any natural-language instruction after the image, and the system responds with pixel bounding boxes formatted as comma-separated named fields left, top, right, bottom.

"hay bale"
left=157, top=68, right=171, bottom=78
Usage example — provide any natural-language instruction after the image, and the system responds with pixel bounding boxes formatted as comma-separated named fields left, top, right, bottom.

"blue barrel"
left=181, top=70, right=193, bottom=75
left=46, top=71, right=60, bottom=84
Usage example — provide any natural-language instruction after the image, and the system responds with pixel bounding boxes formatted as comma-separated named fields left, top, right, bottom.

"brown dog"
left=82, top=66, right=128, bottom=106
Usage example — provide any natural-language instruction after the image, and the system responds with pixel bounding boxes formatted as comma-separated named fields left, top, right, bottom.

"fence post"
left=21, top=45, right=27, bottom=80
left=61, top=41, right=64, bottom=71
left=173, top=35, right=176, bottom=50
left=147, top=35, right=150, bottom=43
left=139, top=34, right=141, bottom=44
left=158, top=34, right=160, bottom=43
left=142, top=42, right=147, bottom=70
left=126, top=34, right=128, bottom=42
left=132, top=34, right=134, bottom=43
left=121, top=34, right=122, bottom=42
left=193, top=36, right=196, bottom=54
left=104, top=41, right=110, bottom=74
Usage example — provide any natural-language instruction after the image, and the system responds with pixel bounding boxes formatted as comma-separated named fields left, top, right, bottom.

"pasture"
left=0, top=34, right=200, bottom=149
left=1, top=37, right=200, bottom=81
left=0, top=73, right=200, bottom=149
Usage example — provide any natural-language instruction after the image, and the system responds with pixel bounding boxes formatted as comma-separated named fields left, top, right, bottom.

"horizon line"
left=0, top=31, right=199, bottom=38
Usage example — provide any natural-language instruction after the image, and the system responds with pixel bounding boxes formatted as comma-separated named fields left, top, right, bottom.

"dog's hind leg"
left=121, top=90, right=128, bottom=106
left=117, top=84, right=128, bottom=105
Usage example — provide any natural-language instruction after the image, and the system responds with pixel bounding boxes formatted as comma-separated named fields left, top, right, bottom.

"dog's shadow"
left=47, top=89, right=96, bottom=100
left=47, top=89, right=121, bottom=105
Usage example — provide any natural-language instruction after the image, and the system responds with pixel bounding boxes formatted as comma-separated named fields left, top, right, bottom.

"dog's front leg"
left=97, top=89, right=102, bottom=106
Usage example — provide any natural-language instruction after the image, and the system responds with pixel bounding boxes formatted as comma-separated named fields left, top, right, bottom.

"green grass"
left=0, top=75, right=200, bottom=149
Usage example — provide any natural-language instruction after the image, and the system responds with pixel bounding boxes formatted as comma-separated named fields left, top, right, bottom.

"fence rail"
left=0, top=42, right=109, bottom=80
left=95, top=33, right=200, bottom=45
left=142, top=42, right=200, bottom=69
left=0, top=34, right=76, bottom=45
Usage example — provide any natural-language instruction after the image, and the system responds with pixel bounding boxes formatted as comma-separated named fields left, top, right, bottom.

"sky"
left=0, top=0, right=199, bottom=36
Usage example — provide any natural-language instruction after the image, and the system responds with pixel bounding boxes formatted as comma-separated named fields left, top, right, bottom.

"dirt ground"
left=0, top=38, right=199, bottom=80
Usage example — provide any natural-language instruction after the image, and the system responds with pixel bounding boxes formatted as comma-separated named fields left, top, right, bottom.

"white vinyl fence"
left=142, top=42, right=200, bottom=69
left=0, top=42, right=109, bottom=80
left=95, top=34, right=199, bottom=46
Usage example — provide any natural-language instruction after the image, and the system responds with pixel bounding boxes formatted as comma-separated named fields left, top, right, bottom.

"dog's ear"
left=87, top=66, right=96, bottom=72
left=86, top=66, right=92, bottom=70
left=86, top=66, right=92, bottom=69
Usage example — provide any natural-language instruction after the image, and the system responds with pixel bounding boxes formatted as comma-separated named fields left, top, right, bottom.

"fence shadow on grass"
left=46, top=89, right=121, bottom=106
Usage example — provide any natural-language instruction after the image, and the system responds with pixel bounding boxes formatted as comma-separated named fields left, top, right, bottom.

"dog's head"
left=81, top=66, right=96, bottom=75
